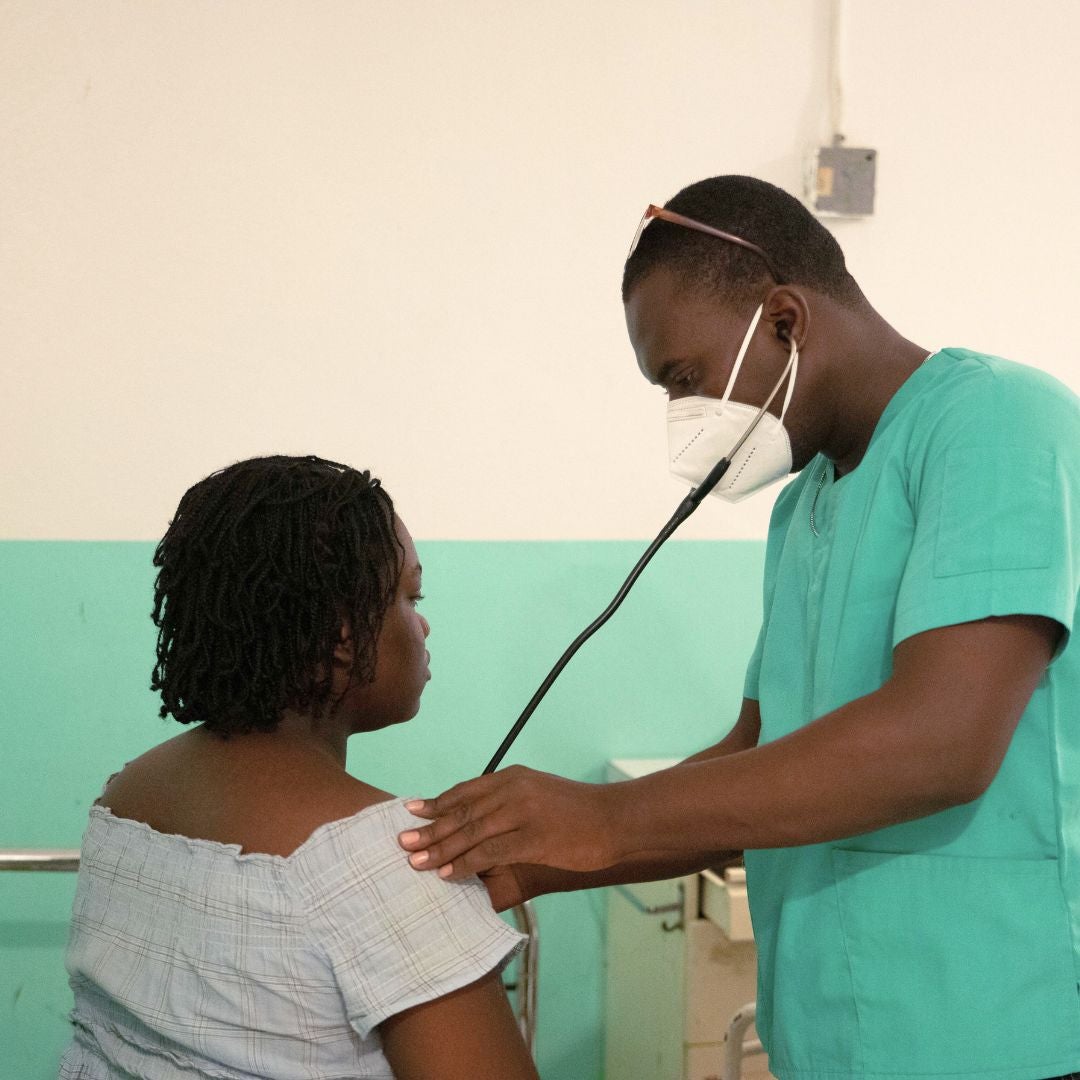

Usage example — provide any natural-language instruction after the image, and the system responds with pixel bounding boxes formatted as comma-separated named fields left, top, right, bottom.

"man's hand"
left=398, top=765, right=617, bottom=882
left=477, top=863, right=534, bottom=913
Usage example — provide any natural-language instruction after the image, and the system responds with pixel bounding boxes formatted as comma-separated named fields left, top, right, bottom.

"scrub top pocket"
left=831, top=848, right=1080, bottom=1076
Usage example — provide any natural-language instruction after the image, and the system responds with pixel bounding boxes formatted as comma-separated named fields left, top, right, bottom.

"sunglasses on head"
left=628, top=204, right=785, bottom=285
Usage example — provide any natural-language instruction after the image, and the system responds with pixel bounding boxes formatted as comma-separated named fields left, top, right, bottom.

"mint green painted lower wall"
left=0, top=539, right=765, bottom=1080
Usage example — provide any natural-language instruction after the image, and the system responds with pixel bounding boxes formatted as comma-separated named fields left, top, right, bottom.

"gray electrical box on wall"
left=808, top=145, right=877, bottom=216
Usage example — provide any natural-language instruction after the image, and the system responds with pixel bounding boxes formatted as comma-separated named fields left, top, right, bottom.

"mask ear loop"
left=778, top=336, right=799, bottom=423
left=720, top=303, right=765, bottom=405
left=724, top=334, right=801, bottom=465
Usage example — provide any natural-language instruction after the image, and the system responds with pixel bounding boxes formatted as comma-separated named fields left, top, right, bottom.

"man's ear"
left=764, top=286, right=810, bottom=350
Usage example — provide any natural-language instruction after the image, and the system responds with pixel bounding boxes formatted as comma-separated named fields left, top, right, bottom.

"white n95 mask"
left=667, top=303, right=799, bottom=503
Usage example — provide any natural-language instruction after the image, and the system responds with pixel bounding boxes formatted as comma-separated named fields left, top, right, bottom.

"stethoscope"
left=483, top=336, right=799, bottom=773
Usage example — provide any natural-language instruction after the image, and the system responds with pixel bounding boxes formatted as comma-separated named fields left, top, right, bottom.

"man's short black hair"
left=151, top=455, right=403, bottom=735
left=622, top=175, right=865, bottom=309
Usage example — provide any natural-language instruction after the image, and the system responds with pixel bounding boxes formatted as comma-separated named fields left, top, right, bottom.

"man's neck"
left=823, top=310, right=929, bottom=478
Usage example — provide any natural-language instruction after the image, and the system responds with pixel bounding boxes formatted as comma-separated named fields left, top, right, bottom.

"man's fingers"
left=402, top=786, right=468, bottom=820
left=398, top=791, right=508, bottom=864
left=406, top=811, right=509, bottom=871
left=397, top=767, right=567, bottom=878
left=433, top=834, right=521, bottom=883
left=398, top=804, right=466, bottom=850
left=405, top=802, right=523, bottom=872
left=403, top=773, right=506, bottom=820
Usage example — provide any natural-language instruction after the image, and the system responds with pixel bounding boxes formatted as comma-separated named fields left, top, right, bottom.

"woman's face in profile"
left=341, top=516, right=431, bottom=732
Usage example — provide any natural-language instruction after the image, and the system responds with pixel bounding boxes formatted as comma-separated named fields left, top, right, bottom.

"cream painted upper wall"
left=3, top=0, right=1078, bottom=540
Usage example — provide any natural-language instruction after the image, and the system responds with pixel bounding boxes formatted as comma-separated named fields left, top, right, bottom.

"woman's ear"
left=332, top=623, right=354, bottom=668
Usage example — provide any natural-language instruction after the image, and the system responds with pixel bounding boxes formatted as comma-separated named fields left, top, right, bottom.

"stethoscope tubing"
left=483, top=339, right=798, bottom=774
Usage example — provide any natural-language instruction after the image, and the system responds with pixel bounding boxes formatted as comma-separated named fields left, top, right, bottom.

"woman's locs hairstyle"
left=151, top=455, right=404, bottom=736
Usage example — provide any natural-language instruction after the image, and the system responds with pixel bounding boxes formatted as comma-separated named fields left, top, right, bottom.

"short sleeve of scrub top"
left=893, top=358, right=1080, bottom=650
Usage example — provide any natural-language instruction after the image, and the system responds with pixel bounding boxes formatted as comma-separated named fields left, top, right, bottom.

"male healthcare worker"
left=399, top=176, right=1080, bottom=1080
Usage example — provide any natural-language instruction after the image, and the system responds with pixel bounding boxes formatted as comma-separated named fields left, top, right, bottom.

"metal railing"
left=506, top=899, right=539, bottom=1054
left=0, top=849, right=81, bottom=872
left=722, top=1001, right=765, bottom=1080
left=613, top=881, right=685, bottom=932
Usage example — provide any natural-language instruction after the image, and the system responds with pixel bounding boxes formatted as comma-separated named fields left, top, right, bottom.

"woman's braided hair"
left=151, top=455, right=403, bottom=735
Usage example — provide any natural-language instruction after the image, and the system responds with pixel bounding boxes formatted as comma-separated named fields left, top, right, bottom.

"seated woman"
left=59, top=455, right=536, bottom=1080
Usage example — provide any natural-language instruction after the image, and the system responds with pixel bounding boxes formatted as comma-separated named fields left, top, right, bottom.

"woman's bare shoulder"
left=97, top=731, right=396, bottom=857
left=308, top=770, right=397, bottom=825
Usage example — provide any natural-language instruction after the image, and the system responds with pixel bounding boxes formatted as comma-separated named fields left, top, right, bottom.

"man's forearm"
left=608, top=671, right=999, bottom=860
left=517, top=847, right=738, bottom=901
left=606, top=619, right=1056, bottom=862
left=517, top=727, right=756, bottom=900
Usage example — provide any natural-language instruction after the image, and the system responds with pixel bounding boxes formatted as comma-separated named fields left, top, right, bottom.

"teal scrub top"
left=743, top=349, right=1080, bottom=1080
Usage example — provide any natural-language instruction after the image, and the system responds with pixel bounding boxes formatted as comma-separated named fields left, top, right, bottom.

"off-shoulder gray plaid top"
left=59, top=797, right=524, bottom=1079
